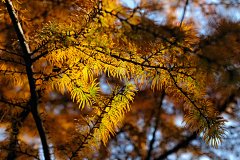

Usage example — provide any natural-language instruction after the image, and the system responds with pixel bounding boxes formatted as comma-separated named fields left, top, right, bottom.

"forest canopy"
left=1, top=0, right=240, bottom=159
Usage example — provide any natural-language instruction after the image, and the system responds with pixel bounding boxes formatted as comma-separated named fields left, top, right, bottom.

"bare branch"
left=154, top=132, right=198, bottom=160
left=145, top=90, right=165, bottom=160
left=180, top=0, right=189, bottom=27
left=5, top=0, right=51, bottom=159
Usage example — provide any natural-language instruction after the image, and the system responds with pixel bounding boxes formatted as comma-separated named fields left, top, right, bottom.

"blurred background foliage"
left=1, top=0, right=240, bottom=159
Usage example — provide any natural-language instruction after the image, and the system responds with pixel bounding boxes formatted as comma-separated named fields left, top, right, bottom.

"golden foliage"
left=30, top=8, right=226, bottom=148
left=0, top=0, right=230, bottom=158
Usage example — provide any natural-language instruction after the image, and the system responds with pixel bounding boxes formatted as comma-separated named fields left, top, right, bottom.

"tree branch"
left=104, top=10, right=175, bottom=46
left=31, top=50, right=49, bottom=63
left=0, top=69, right=26, bottom=75
left=1, top=146, right=39, bottom=160
left=70, top=86, right=126, bottom=159
left=180, top=0, right=189, bottom=27
left=153, top=91, right=237, bottom=160
left=145, top=90, right=165, bottom=160
left=7, top=109, right=30, bottom=160
left=75, top=45, right=197, bottom=76
left=0, top=99, right=29, bottom=110
left=168, top=70, right=210, bottom=126
left=154, top=132, right=198, bottom=160
left=0, top=48, right=24, bottom=58
left=0, top=56, right=26, bottom=66
left=30, top=40, right=51, bottom=56
left=4, top=0, right=51, bottom=159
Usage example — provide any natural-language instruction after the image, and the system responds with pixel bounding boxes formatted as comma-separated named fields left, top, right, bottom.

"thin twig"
left=180, top=0, right=189, bottom=27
